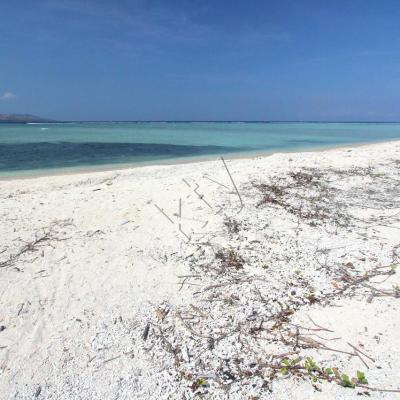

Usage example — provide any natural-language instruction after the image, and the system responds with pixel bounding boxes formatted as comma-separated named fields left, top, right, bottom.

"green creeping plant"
left=340, top=374, right=355, bottom=388
left=280, top=357, right=301, bottom=375
left=305, top=357, right=320, bottom=373
left=356, top=370, right=368, bottom=384
left=279, top=357, right=368, bottom=391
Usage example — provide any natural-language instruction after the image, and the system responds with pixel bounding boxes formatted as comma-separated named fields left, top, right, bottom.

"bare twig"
left=221, top=157, right=244, bottom=213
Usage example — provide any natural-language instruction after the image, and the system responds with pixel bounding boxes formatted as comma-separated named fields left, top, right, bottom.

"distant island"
left=0, top=114, right=54, bottom=123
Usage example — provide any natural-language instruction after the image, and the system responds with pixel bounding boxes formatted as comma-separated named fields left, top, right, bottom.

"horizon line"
left=21, top=120, right=400, bottom=124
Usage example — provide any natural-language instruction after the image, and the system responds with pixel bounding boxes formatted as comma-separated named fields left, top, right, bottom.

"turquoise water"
left=1, top=122, right=400, bottom=178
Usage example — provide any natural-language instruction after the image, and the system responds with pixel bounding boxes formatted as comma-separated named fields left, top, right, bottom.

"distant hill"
left=0, top=114, right=54, bottom=123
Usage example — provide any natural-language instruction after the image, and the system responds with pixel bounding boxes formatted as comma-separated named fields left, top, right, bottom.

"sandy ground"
left=0, top=141, right=399, bottom=399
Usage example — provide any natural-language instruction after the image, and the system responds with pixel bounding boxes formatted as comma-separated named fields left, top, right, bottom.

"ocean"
left=1, top=121, right=400, bottom=178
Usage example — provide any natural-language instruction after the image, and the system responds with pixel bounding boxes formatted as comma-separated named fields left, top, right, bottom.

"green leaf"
left=280, top=367, right=289, bottom=375
left=291, top=357, right=301, bottom=366
left=341, top=374, right=355, bottom=388
left=305, top=357, right=320, bottom=372
left=356, top=370, right=368, bottom=384
left=325, top=368, right=333, bottom=375
left=197, top=378, right=207, bottom=387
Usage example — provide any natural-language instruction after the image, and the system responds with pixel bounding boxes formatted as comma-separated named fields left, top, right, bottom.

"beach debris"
left=191, top=182, right=213, bottom=210
left=223, top=218, right=241, bottom=234
left=86, top=229, right=105, bottom=237
left=220, top=156, right=244, bottom=213
left=34, top=386, right=41, bottom=397
left=132, top=157, right=400, bottom=398
left=142, top=323, right=150, bottom=341
left=102, top=355, right=122, bottom=364
left=203, top=174, right=230, bottom=190
left=153, top=203, right=174, bottom=224
left=0, top=219, right=73, bottom=269
left=215, top=248, right=245, bottom=270
left=17, top=302, right=25, bottom=316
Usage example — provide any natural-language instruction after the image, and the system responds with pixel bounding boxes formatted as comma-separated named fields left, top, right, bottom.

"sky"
left=0, top=0, right=400, bottom=121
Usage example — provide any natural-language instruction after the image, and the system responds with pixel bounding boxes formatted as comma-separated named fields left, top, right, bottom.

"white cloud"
left=0, top=92, right=17, bottom=101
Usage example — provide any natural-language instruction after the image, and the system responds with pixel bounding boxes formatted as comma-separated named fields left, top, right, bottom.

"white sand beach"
left=1, top=141, right=400, bottom=399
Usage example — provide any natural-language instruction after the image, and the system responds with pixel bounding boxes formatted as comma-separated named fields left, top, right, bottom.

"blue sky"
left=1, top=0, right=399, bottom=121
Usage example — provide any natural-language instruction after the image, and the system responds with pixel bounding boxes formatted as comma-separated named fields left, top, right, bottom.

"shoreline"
left=1, top=138, right=399, bottom=182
